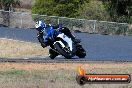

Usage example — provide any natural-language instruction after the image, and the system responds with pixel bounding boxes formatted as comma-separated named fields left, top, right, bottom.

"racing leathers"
left=37, top=24, right=80, bottom=48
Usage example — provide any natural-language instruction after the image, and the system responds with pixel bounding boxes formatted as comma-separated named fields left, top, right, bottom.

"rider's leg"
left=61, top=27, right=80, bottom=43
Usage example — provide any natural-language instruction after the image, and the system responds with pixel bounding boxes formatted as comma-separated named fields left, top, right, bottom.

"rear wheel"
left=54, top=42, right=72, bottom=59
left=76, top=45, right=86, bottom=58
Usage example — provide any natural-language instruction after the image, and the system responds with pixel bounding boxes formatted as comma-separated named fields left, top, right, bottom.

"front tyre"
left=49, top=49, right=58, bottom=59
left=54, top=42, right=72, bottom=59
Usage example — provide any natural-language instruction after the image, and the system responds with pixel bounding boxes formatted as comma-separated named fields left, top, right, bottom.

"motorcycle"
left=37, top=29, right=86, bottom=59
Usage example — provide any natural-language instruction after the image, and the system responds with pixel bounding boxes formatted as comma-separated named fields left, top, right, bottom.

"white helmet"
left=35, top=20, right=46, bottom=30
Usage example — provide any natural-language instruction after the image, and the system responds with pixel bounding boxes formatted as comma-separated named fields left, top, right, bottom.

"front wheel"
left=54, top=42, right=73, bottom=59
left=49, top=49, right=59, bottom=59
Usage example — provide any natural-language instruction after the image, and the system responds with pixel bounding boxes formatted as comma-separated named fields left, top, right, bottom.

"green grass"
left=0, top=69, right=27, bottom=76
left=0, top=68, right=131, bottom=88
left=0, top=62, right=132, bottom=88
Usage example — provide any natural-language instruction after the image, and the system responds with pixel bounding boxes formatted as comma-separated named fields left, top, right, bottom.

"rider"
left=35, top=20, right=80, bottom=48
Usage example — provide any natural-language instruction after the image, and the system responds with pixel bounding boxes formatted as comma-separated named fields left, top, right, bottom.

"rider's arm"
left=52, top=25, right=59, bottom=29
left=43, top=35, right=50, bottom=46
left=43, top=28, right=53, bottom=46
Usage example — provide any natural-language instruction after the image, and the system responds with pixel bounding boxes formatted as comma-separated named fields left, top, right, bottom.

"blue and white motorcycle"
left=48, top=32, right=86, bottom=59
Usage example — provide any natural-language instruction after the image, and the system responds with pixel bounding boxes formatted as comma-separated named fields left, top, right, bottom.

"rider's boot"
left=68, top=33, right=81, bottom=43
left=71, top=37, right=81, bottom=44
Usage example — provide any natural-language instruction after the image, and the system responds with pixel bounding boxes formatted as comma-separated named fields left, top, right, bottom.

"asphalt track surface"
left=0, top=27, right=132, bottom=61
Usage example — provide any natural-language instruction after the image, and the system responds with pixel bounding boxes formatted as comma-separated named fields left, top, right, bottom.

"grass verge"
left=0, top=38, right=48, bottom=58
left=0, top=63, right=131, bottom=88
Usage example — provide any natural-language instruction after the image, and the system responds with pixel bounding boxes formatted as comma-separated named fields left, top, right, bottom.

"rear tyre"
left=76, top=45, right=86, bottom=58
left=54, top=42, right=72, bottom=59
